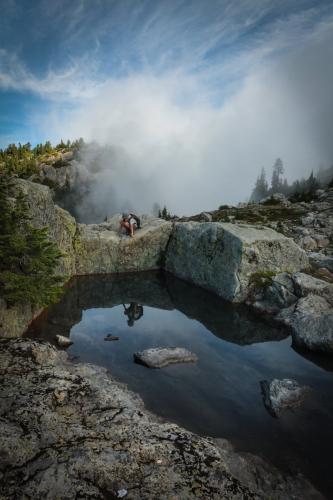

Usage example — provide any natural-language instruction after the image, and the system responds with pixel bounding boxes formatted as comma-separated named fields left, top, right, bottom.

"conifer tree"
left=271, top=158, right=284, bottom=193
left=0, top=175, right=63, bottom=306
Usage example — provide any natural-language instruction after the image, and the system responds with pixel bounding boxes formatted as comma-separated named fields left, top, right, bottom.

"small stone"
left=134, top=347, right=198, bottom=368
left=117, top=489, right=128, bottom=498
left=55, top=335, right=73, bottom=348
left=104, top=335, right=119, bottom=341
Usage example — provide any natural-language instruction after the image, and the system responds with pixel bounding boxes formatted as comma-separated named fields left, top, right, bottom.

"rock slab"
left=166, top=222, right=308, bottom=302
left=0, top=339, right=321, bottom=499
left=134, top=347, right=198, bottom=368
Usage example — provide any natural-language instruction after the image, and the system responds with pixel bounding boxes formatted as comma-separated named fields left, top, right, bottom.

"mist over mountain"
left=1, top=1, right=333, bottom=215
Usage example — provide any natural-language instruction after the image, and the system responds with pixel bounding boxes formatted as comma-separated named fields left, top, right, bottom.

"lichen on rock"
left=0, top=338, right=321, bottom=499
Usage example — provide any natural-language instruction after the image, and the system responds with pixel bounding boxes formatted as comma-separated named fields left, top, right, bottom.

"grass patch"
left=249, top=271, right=277, bottom=289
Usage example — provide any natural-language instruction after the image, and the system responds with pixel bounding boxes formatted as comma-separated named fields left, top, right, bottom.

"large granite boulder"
left=75, top=217, right=173, bottom=274
left=0, top=180, right=77, bottom=338
left=165, top=222, right=308, bottom=302
left=0, top=338, right=321, bottom=499
left=14, top=179, right=77, bottom=276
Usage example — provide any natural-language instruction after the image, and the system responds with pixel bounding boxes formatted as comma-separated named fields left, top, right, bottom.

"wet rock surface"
left=134, top=347, right=198, bottom=368
left=260, top=379, right=310, bottom=417
left=248, top=270, right=333, bottom=354
left=0, top=338, right=322, bottom=499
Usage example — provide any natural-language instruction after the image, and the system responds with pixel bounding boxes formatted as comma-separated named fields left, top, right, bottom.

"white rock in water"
left=55, top=335, right=73, bottom=348
left=134, top=347, right=198, bottom=368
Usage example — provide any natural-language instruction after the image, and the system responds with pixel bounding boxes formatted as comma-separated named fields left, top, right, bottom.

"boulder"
left=14, top=179, right=77, bottom=276
left=134, top=347, right=198, bottom=368
left=260, top=379, right=310, bottom=417
left=199, top=211, right=213, bottom=222
left=75, top=218, right=173, bottom=274
left=55, top=334, right=73, bottom=347
left=299, top=236, right=317, bottom=251
left=289, top=294, right=333, bottom=353
left=165, top=222, right=308, bottom=302
left=253, top=273, right=298, bottom=313
left=309, top=252, right=333, bottom=273
left=292, top=272, right=333, bottom=304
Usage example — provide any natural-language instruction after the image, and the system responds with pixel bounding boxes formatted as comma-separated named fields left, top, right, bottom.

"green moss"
left=249, top=271, right=277, bottom=289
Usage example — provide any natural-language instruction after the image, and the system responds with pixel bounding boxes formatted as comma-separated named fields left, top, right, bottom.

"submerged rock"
left=134, top=347, right=198, bottom=368
left=104, top=334, right=119, bottom=341
left=260, top=378, right=310, bottom=417
left=0, top=339, right=321, bottom=499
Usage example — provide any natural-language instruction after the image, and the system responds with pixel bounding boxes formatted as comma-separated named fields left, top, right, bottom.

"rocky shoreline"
left=0, top=175, right=332, bottom=498
left=0, top=338, right=323, bottom=499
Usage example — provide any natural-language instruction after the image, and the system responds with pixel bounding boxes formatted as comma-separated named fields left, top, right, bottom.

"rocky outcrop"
left=0, top=298, right=42, bottom=339
left=38, top=162, right=77, bottom=190
left=14, top=178, right=77, bottom=276
left=75, top=217, right=173, bottom=274
left=249, top=271, right=333, bottom=353
left=0, top=338, right=321, bottom=499
left=165, top=222, right=308, bottom=302
left=280, top=294, right=333, bottom=353
left=134, top=347, right=198, bottom=368
left=260, top=379, right=310, bottom=417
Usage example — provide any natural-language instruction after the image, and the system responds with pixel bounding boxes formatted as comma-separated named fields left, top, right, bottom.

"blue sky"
left=1, top=0, right=332, bottom=146
left=1, top=0, right=333, bottom=210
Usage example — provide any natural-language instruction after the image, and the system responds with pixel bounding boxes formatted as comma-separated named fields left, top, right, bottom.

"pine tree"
left=271, top=158, right=284, bottom=193
left=0, top=175, right=63, bottom=306
left=251, top=167, right=269, bottom=201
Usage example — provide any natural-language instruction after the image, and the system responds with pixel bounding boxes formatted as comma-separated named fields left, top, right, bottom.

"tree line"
left=250, top=158, right=331, bottom=203
left=0, top=138, right=85, bottom=178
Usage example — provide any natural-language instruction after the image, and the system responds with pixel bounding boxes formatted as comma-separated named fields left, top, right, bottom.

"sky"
left=1, top=0, right=333, bottom=214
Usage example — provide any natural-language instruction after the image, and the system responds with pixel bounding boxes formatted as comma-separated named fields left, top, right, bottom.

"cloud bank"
left=1, top=1, right=333, bottom=216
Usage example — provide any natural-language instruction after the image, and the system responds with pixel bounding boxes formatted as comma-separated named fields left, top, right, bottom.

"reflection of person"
left=123, top=302, right=143, bottom=327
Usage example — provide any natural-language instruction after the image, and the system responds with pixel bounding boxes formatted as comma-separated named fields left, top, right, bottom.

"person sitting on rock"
left=119, top=212, right=139, bottom=237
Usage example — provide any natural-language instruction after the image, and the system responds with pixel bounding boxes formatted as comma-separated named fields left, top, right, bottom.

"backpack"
left=130, top=213, right=141, bottom=229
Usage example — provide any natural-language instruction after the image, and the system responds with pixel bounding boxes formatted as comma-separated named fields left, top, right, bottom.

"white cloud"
left=0, top=49, right=104, bottom=100
left=1, top=1, right=333, bottom=216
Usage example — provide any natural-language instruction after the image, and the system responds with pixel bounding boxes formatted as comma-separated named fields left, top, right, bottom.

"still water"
left=26, top=271, right=333, bottom=497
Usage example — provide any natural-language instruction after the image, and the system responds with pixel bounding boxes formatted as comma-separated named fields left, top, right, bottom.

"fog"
left=54, top=23, right=333, bottom=219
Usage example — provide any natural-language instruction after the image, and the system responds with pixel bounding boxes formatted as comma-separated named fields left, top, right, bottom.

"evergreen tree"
left=250, top=168, right=269, bottom=201
left=271, top=158, right=284, bottom=193
left=0, top=175, right=63, bottom=306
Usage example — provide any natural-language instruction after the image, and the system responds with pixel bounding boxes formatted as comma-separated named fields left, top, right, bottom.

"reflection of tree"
left=123, top=303, right=144, bottom=327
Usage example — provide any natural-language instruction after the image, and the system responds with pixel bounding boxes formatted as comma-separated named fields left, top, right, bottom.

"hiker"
left=123, top=302, right=144, bottom=327
left=119, top=212, right=140, bottom=237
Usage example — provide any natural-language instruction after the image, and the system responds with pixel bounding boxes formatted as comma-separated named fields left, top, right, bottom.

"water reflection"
left=26, top=271, right=287, bottom=346
left=25, top=271, right=333, bottom=498
left=123, top=303, right=144, bottom=327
